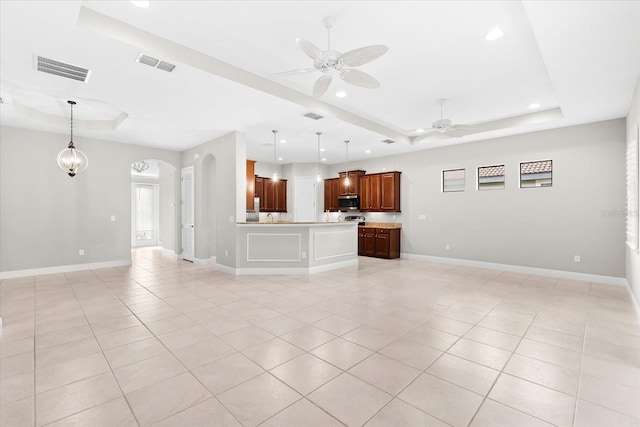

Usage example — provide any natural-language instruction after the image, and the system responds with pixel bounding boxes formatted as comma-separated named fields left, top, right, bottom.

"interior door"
left=181, top=166, right=195, bottom=262
left=295, top=177, right=315, bottom=222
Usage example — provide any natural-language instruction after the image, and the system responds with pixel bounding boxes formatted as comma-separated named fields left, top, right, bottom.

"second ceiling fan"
left=273, top=17, right=388, bottom=98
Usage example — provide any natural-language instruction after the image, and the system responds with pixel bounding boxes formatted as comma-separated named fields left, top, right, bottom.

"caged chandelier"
left=56, top=100, right=88, bottom=177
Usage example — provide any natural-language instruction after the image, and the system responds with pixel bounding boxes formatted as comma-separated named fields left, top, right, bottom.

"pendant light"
left=343, top=140, right=350, bottom=186
left=272, top=130, right=279, bottom=182
left=57, top=100, right=88, bottom=177
left=316, top=132, right=322, bottom=183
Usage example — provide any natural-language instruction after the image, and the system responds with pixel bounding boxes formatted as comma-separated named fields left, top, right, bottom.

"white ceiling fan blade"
left=339, top=69, right=380, bottom=88
left=339, top=45, right=388, bottom=67
left=296, top=37, right=323, bottom=62
left=270, top=68, right=316, bottom=77
left=313, top=75, right=332, bottom=98
left=412, top=131, right=452, bottom=144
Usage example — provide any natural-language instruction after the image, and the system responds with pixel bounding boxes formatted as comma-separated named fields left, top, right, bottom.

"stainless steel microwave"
left=338, top=195, right=360, bottom=210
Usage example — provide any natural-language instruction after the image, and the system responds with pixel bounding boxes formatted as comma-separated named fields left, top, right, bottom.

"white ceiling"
left=1, top=1, right=639, bottom=166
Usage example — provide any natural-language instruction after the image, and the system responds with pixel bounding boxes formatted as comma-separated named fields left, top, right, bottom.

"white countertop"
left=237, top=221, right=358, bottom=227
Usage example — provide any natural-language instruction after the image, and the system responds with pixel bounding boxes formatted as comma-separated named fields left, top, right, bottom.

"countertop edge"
left=236, top=222, right=359, bottom=227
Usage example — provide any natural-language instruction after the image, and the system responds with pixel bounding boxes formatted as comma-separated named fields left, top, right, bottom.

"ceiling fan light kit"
left=276, top=16, right=388, bottom=98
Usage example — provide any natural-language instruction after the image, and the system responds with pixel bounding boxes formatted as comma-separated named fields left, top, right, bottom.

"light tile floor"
left=1, top=247, right=640, bottom=426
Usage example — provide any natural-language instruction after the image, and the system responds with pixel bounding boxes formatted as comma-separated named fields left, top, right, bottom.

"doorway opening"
left=130, top=159, right=178, bottom=254
left=132, top=183, right=159, bottom=247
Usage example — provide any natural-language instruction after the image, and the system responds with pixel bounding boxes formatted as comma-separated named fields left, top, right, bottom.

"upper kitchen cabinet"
left=255, top=175, right=287, bottom=213
left=380, top=172, right=401, bottom=211
left=338, top=170, right=366, bottom=195
left=360, top=171, right=401, bottom=212
left=246, top=160, right=256, bottom=211
left=324, top=178, right=340, bottom=211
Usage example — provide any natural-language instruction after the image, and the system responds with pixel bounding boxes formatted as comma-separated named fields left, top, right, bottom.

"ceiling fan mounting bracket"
left=322, top=16, right=336, bottom=30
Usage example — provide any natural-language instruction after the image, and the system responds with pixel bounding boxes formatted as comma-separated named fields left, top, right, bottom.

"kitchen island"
left=235, top=222, right=358, bottom=275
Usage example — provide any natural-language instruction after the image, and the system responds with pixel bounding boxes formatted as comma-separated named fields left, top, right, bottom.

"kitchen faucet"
left=266, top=213, right=273, bottom=223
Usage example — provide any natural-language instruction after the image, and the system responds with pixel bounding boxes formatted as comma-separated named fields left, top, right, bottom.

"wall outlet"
left=110, top=215, right=116, bottom=222
left=194, top=153, right=200, bottom=160
left=574, top=255, right=581, bottom=263
left=225, top=250, right=228, bottom=257
left=301, top=251, right=307, bottom=259
left=445, top=244, right=450, bottom=251
left=79, top=249, right=85, bottom=256
left=418, top=214, right=426, bottom=220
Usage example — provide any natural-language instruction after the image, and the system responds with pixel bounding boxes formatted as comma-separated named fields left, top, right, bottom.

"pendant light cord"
left=68, top=100, right=76, bottom=149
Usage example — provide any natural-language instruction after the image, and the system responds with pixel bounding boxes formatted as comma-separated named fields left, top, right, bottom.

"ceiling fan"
left=412, top=99, right=564, bottom=144
left=272, top=17, right=388, bottom=98
left=413, top=99, right=485, bottom=143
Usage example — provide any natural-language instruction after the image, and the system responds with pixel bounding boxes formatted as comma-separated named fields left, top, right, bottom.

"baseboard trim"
left=194, top=256, right=216, bottom=265
left=218, top=259, right=358, bottom=276
left=161, top=248, right=177, bottom=257
left=0, top=259, right=132, bottom=280
left=400, top=253, right=626, bottom=286
left=625, top=280, right=640, bottom=324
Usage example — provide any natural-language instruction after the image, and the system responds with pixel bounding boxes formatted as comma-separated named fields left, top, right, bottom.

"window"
left=442, top=169, right=465, bottom=192
left=520, top=160, right=552, bottom=188
left=478, top=165, right=505, bottom=190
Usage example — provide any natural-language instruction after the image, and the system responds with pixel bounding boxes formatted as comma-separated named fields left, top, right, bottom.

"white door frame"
left=181, top=166, right=195, bottom=262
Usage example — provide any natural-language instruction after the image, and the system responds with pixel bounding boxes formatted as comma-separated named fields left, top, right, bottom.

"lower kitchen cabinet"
left=358, top=227, right=400, bottom=259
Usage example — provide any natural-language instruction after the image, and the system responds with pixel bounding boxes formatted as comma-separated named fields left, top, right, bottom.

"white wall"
left=180, top=131, right=245, bottom=268
left=328, top=119, right=626, bottom=278
left=0, top=126, right=181, bottom=275
left=627, top=74, right=640, bottom=304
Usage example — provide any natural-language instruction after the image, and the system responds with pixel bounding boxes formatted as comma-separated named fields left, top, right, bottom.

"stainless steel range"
left=345, top=215, right=365, bottom=226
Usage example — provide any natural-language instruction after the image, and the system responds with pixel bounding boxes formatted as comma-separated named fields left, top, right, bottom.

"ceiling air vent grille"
left=303, top=112, right=324, bottom=120
left=35, top=55, right=90, bottom=82
left=381, top=139, right=395, bottom=144
left=136, top=54, right=176, bottom=72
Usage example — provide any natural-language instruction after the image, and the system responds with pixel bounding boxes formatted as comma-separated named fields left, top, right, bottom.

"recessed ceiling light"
left=321, top=158, right=327, bottom=162
left=528, top=102, right=541, bottom=109
left=130, top=0, right=150, bottom=8
left=416, top=128, right=424, bottom=133
left=336, top=91, right=347, bottom=98
left=484, top=28, right=504, bottom=41
left=365, top=150, right=371, bottom=154
left=280, top=139, right=286, bottom=144
left=278, top=157, right=283, bottom=161
left=320, top=148, right=326, bottom=152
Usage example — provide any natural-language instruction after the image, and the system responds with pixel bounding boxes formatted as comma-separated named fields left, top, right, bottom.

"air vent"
left=303, top=112, right=324, bottom=120
left=136, top=53, right=176, bottom=73
left=35, top=55, right=90, bottom=82
left=381, top=139, right=395, bottom=144
left=156, top=61, right=176, bottom=72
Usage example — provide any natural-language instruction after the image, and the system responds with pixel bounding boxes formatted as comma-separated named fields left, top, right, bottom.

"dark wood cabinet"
left=246, top=160, right=256, bottom=211
left=338, top=170, right=366, bottom=196
left=254, top=176, right=286, bottom=213
left=275, top=180, right=287, bottom=212
left=380, top=172, right=400, bottom=211
left=255, top=176, right=265, bottom=211
left=358, top=227, right=376, bottom=256
left=359, top=171, right=400, bottom=212
left=358, top=227, right=400, bottom=259
left=323, top=178, right=341, bottom=211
